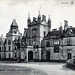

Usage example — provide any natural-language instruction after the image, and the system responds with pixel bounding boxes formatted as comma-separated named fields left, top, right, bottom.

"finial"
left=60, top=22, right=62, bottom=30
left=13, top=19, right=16, bottom=21
left=38, top=11, right=41, bottom=17
left=39, top=11, right=40, bottom=14
left=28, top=11, right=30, bottom=18
left=48, top=14, right=50, bottom=21
left=60, top=23, right=62, bottom=26
left=49, top=14, right=50, bottom=17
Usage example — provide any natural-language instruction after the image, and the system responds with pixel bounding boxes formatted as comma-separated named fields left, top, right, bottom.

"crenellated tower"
left=24, top=11, right=51, bottom=61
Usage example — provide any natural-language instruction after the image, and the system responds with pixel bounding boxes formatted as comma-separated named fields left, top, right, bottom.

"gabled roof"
left=44, top=27, right=75, bottom=40
left=43, top=30, right=60, bottom=40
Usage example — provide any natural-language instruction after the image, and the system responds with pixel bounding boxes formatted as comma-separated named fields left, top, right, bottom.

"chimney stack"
left=42, top=15, right=46, bottom=21
left=64, top=20, right=68, bottom=31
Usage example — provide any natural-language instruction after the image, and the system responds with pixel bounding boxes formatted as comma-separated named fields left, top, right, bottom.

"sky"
left=0, top=0, right=75, bottom=37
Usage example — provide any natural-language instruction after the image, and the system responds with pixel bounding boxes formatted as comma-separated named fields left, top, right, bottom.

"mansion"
left=0, top=12, right=75, bottom=62
left=41, top=20, right=75, bottom=62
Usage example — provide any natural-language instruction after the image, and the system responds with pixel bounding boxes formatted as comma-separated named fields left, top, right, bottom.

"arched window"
left=46, top=42, right=50, bottom=47
left=5, top=53, right=6, bottom=58
left=9, top=46, right=11, bottom=51
left=15, top=47, right=16, bottom=50
left=15, top=53, right=17, bottom=58
left=44, top=31, right=46, bottom=37
left=54, top=45, right=59, bottom=53
left=9, top=53, right=10, bottom=58
left=8, top=40, right=11, bottom=45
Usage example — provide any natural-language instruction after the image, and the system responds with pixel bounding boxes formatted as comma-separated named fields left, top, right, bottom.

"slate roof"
left=45, top=30, right=60, bottom=38
left=44, top=27, right=75, bottom=40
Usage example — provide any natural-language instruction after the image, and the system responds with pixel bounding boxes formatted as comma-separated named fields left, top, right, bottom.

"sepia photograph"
left=0, top=0, right=75, bottom=75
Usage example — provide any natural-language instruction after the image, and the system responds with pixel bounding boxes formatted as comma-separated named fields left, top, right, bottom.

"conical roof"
left=11, top=19, right=18, bottom=26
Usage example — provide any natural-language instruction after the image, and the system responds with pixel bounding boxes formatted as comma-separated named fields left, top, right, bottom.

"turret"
left=64, top=20, right=68, bottom=31
left=59, top=23, right=63, bottom=35
left=38, top=11, right=41, bottom=23
left=42, top=15, right=46, bottom=21
left=48, top=14, right=51, bottom=27
left=27, top=12, right=31, bottom=25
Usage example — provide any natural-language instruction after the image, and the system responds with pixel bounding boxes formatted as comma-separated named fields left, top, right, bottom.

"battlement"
left=27, top=12, right=51, bottom=26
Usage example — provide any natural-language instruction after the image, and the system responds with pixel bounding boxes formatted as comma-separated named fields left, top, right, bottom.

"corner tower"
left=5, top=19, right=22, bottom=60
left=6, top=19, right=22, bottom=40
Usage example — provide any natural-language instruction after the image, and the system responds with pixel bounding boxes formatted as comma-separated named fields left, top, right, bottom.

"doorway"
left=28, top=51, right=33, bottom=61
left=46, top=50, right=50, bottom=61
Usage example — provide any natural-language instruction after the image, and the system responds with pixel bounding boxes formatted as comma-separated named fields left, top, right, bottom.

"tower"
left=6, top=19, right=22, bottom=41
left=5, top=19, right=22, bottom=60
left=24, top=12, right=51, bottom=61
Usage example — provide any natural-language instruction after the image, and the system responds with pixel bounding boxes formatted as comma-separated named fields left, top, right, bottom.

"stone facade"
left=0, top=13, right=75, bottom=62
left=0, top=12, right=51, bottom=62
left=41, top=20, right=75, bottom=62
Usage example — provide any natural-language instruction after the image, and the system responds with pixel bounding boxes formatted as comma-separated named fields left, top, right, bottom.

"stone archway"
left=28, top=51, right=33, bottom=61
